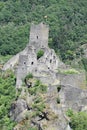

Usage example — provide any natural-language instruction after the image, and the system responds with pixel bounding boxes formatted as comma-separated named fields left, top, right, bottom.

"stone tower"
left=29, top=22, right=49, bottom=50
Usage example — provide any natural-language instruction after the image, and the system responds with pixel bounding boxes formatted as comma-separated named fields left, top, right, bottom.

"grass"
left=28, top=80, right=47, bottom=95
left=0, top=55, right=12, bottom=64
left=58, top=68, right=80, bottom=74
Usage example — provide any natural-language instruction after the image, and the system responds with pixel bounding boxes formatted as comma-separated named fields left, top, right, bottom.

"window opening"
left=24, top=62, right=26, bottom=64
left=50, top=59, right=52, bottom=63
left=31, top=62, right=34, bottom=65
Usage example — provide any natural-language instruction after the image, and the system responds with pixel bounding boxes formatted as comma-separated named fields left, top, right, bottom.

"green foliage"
left=66, top=109, right=74, bottom=117
left=25, top=73, right=33, bottom=80
left=37, top=50, right=44, bottom=59
left=0, top=55, right=12, bottom=64
left=69, top=111, right=87, bottom=130
left=81, top=58, right=87, bottom=71
left=0, top=0, right=87, bottom=65
left=28, top=128, right=38, bottom=130
left=0, top=22, right=29, bottom=55
left=32, top=101, right=45, bottom=114
left=28, top=80, right=47, bottom=95
left=28, top=80, right=46, bottom=117
left=0, top=70, right=16, bottom=130
left=58, top=68, right=79, bottom=74
left=32, top=95, right=46, bottom=117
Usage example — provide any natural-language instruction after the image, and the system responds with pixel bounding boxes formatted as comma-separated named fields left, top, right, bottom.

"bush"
left=25, top=73, right=33, bottom=80
left=28, top=80, right=47, bottom=95
left=81, top=58, right=87, bottom=71
left=66, top=109, right=87, bottom=130
left=37, top=50, right=44, bottom=59
left=66, top=109, right=74, bottom=117
left=70, top=112, right=87, bottom=130
left=0, top=71, right=16, bottom=130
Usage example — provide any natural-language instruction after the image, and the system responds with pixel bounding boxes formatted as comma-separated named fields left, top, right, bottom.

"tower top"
left=29, top=22, right=49, bottom=50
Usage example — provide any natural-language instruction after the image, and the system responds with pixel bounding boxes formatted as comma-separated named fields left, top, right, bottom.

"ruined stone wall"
left=59, top=84, right=87, bottom=112
left=27, top=46, right=37, bottom=73
left=3, top=47, right=28, bottom=71
left=2, top=53, right=19, bottom=71
left=44, top=49, right=58, bottom=71
left=38, top=48, right=58, bottom=71
left=16, top=55, right=28, bottom=88
left=58, top=72, right=86, bottom=89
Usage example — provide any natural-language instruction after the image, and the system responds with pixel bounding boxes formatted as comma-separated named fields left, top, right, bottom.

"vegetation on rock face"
left=66, top=109, right=87, bottom=130
left=70, top=112, right=87, bottom=130
left=37, top=50, right=44, bottom=59
left=25, top=73, right=33, bottom=80
left=58, top=68, right=80, bottom=74
left=13, top=79, right=47, bottom=130
left=28, top=79, right=47, bottom=95
left=0, top=70, right=16, bottom=130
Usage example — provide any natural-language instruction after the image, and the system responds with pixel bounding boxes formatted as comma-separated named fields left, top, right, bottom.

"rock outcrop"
left=10, top=99, right=28, bottom=122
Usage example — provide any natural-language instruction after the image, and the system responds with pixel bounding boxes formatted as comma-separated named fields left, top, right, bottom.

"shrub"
left=28, top=80, right=47, bottom=95
left=25, top=73, right=33, bottom=80
left=66, top=109, right=87, bottom=130
left=70, top=112, right=87, bottom=130
left=81, top=58, right=87, bottom=71
left=0, top=71, right=16, bottom=130
left=37, top=50, right=44, bottom=59
left=66, top=109, right=74, bottom=117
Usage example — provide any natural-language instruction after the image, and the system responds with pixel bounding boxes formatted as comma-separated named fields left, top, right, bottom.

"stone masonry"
left=3, top=22, right=59, bottom=88
left=16, top=22, right=59, bottom=88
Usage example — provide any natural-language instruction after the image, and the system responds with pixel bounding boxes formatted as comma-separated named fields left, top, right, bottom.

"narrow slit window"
left=50, top=59, right=52, bottom=63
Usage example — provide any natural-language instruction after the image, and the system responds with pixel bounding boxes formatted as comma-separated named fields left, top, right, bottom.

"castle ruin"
left=16, top=22, right=59, bottom=88
left=3, top=22, right=87, bottom=130
left=3, top=22, right=59, bottom=88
